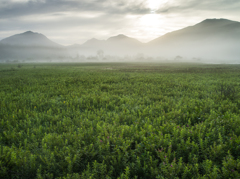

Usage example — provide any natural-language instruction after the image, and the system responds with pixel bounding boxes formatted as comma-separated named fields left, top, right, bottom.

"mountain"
left=147, top=18, right=240, bottom=60
left=1, top=19, right=240, bottom=62
left=69, top=34, right=143, bottom=56
left=149, top=19, right=240, bottom=45
left=82, top=38, right=105, bottom=47
left=107, top=34, right=142, bottom=50
left=107, top=34, right=141, bottom=45
left=0, top=31, right=63, bottom=47
left=0, top=31, right=67, bottom=61
left=73, top=19, right=240, bottom=60
left=105, top=34, right=143, bottom=55
left=67, top=38, right=106, bottom=56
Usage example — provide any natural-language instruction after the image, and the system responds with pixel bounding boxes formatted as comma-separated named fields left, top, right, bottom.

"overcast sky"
left=1, top=0, right=240, bottom=45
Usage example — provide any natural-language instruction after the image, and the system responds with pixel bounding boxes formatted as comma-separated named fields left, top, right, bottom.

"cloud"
left=0, top=0, right=153, bottom=45
left=1, top=0, right=240, bottom=20
left=156, top=0, right=240, bottom=14
left=0, top=10, right=137, bottom=45
left=0, top=0, right=151, bottom=19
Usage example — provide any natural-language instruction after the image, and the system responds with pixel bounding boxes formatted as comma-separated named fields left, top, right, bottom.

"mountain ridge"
left=145, top=18, right=240, bottom=60
left=1, top=18, right=239, bottom=47
left=1, top=18, right=240, bottom=61
left=0, top=31, right=63, bottom=48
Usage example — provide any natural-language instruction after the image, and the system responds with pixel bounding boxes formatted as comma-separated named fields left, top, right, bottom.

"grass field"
left=0, top=63, right=240, bottom=179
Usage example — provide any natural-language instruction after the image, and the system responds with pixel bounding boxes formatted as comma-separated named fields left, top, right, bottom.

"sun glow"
left=139, top=0, right=168, bottom=28
left=137, top=0, right=168, bottom=34
left=140, top=14, right=161, bottom=26
left=133, top=0, right=170, bottom=42
left=148, top=0, right=168, bottom=12
left=135, top=13, right=166, bottom=42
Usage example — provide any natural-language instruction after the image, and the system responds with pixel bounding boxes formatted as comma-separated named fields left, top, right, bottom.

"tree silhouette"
left=97, top=50, right=104, bottom=61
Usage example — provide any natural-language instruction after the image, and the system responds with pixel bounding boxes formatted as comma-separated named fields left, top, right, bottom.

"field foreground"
left=0, top=63, right=240, bottom=179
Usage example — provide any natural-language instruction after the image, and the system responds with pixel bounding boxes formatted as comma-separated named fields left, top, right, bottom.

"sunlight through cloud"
left=148, top=0, right=168, bottom=13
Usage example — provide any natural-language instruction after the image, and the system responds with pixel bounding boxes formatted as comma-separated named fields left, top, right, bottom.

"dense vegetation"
left=0, top=63, right=240, bottom=179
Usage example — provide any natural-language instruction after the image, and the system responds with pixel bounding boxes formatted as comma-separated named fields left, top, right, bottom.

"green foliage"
left=0, top=63, right=240, bottom=178
left=216, top=82, right=239, bottom=101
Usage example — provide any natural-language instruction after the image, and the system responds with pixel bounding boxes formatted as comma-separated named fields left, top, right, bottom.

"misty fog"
left=0, top=19, right=240, bottom=64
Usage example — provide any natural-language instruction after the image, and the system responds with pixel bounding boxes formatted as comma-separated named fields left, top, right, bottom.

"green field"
left=0, top=63, right=240, bottom=179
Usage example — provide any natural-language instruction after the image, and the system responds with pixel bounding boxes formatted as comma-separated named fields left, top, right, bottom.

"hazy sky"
left=1, top=0, right=240, bottom=45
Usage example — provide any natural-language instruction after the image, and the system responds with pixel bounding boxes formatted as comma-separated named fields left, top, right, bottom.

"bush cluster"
left=0, top=63, right=240, bottom=178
